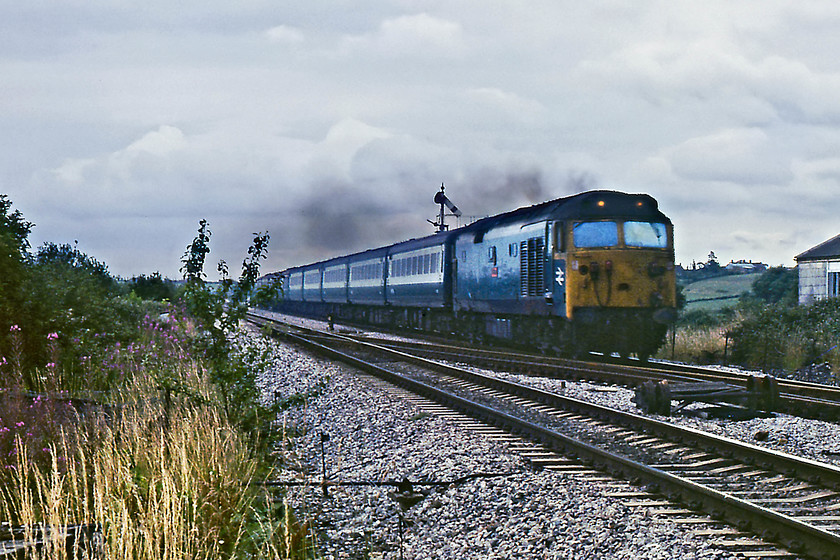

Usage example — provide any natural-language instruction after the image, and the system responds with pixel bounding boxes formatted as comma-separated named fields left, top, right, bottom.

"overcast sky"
left=3, top=1, right=840, bottom=279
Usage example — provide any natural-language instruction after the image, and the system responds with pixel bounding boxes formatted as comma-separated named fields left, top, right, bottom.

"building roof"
left=795, top=234, right=840, bottom=262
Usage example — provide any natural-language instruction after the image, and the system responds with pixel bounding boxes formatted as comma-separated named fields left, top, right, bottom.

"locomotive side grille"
left=520, top=237, right=545, bottom=297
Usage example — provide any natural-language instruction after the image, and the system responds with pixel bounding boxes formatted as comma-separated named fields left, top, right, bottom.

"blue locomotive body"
left=265, top=190, right=676, bottom=358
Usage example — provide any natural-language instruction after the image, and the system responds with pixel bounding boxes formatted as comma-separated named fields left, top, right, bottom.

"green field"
left=680, top=272, right=761, bottom=312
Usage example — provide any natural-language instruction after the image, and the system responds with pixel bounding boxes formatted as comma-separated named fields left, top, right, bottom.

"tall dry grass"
left=0, top=363, right=298, bottom=559
left=657, top=324, right=735, bottom=365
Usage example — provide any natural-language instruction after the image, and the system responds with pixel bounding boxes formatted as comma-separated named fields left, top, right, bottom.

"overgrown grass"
left=0, top=314, right=316, bottom=559
left=658, top=324, right=734, bottom=364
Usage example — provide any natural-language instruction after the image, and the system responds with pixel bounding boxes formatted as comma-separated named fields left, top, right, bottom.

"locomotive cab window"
left=573, top=221, right=619, bottom=248
left=624, top=221, right=668, bottom=248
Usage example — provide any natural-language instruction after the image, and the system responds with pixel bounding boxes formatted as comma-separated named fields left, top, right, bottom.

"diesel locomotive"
left=262, top=190, right=677, bottom=360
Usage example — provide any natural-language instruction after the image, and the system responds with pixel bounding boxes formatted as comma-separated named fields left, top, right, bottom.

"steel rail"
left=255, top=318, right=840, bottom=559
left=248, top=309, right=840, bottom=419
left=248, top=308, right=840, bottom=403
left=339, top=336, right=840, bottom=491
left=342, top=334, right=840, bottom=420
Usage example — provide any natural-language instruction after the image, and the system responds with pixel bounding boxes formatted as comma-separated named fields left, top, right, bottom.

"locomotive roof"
left=277, top=190, right=668, bottom=275
left=457, top=190, right=669, bottom=236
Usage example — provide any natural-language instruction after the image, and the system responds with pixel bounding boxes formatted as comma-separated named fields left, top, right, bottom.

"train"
left=260, top=189, right=677, bottom=360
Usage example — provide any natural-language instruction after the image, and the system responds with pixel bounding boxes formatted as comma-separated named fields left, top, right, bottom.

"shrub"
left=178, top=220, right=279, bottom=428
left=747, top=266, right=798, bottom=306
left=127, top=272, right=178, bottom=302
left=729, top=298, right=840, bottom=372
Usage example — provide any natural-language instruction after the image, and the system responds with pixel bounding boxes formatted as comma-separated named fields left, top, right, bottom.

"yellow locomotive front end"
left=561, top=216, right=676, bottom=359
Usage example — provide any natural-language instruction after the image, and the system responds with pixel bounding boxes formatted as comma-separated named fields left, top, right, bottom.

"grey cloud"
left=8, top=1, right=840, bottom=276
left=665, top=128, right=794, bottom=185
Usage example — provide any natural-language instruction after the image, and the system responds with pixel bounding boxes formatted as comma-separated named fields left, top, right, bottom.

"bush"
left=178, top=220, right=279, bottom=428
left=13, top=243, right=164, bottom=386
left=0, top=202, right=302, bottom=557
left=127, top=272, right=179, bottom=302
left=729, top=298, right=840, bottom=372
left=742, top=266, right=798, bottom=307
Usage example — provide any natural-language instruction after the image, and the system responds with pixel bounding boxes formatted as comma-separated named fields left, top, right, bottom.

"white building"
left=795, top=234, right=840, bottom=304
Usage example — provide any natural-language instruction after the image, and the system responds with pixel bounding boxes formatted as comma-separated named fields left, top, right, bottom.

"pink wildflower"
left=47, top=332, right=58, bottom=340
left=9, top=325, right=20, bottom=332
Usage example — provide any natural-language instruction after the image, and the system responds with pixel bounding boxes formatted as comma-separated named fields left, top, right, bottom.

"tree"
left=128, top=272, right=177, bottom=302
left=23, top=242, right=135, bottom=378
left=705, top=251, right=721, bottom=273
left=750, top=266, right=798, bottom=306
left=0, top=195, right=33, bottom=370
left=179, top=220, right=278, bottom=426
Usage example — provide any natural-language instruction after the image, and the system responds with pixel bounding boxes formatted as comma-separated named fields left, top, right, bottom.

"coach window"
left=488, top=246, right=497, bottom=265
left=573, top=221, right=618, bottom=248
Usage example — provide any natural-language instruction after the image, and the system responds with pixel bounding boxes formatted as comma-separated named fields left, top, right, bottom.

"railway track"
left=266, top=312, right=838, bottom=421
left=249, top=311, right=840, bottom=559
left=339, top=335, right=840, bottom=421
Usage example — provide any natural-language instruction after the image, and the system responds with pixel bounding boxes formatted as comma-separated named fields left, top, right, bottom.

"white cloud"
left=124, top=125, right=187, bottom=157
left=265, top=25, right=305, bottom=45
left=339, top=13, right=466, bottom=58
left=464, top=88, right=546, bottom=121
left=580, top=34, right=840, bottom=126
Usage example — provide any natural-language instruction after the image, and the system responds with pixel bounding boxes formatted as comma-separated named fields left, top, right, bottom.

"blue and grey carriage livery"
left=269, top=190, right=676, bottom=359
